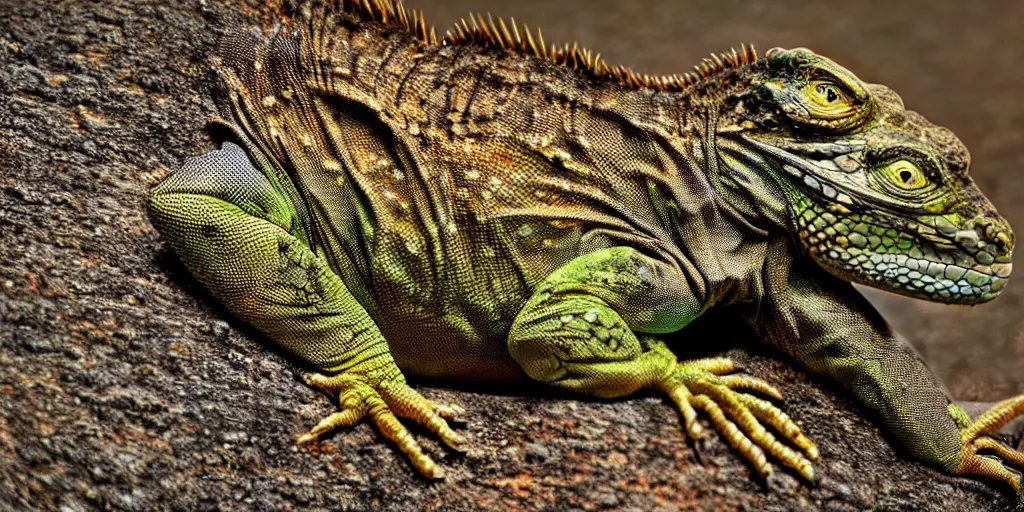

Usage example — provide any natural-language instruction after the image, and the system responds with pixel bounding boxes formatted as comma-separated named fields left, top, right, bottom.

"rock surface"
left=1, top=0, right=1022, bottom=510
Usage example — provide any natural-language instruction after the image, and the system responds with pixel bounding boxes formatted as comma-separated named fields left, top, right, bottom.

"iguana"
left=148, top=0, right=1024, bottom=498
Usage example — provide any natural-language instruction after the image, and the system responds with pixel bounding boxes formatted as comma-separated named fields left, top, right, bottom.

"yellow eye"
left=800, top=81, right=856, bottom=119
left=811, top=82, right=842, bottom=105
left=881, top=160, right=929, bottom=190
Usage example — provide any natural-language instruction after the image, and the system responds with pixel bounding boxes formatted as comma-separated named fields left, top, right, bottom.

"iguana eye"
left=879, top=160, right=932, bottom=192
left=800, top=80, right=856, bottom=119
left=815, top=83, right=839, bottom=103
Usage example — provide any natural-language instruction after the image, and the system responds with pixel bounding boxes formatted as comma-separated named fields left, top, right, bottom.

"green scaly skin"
left=148, top=2, right=1024, bottom=498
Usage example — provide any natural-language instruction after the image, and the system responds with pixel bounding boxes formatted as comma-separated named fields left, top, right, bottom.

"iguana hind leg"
left=508, top=247, right=817, bottom=480
left=148, top=142, right=460, bottom=478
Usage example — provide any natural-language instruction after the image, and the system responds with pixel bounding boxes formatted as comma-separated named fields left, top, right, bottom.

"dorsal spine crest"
left=316, top=0, right=759, bottom=91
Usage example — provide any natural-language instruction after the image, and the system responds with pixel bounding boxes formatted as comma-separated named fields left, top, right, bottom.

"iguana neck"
left=701, top=123, right=794, bottom=236
left=626, top=87, right=793, bottom=244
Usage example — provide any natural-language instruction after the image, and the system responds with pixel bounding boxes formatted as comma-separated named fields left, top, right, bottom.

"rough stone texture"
left=1, top=0, right=1022, bottom=510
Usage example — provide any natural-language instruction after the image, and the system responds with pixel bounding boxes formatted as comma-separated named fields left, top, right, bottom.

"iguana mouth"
left=720, top=134, right=1012, bottom=304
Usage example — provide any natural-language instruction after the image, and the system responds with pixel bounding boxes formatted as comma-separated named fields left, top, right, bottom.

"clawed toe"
left=655, top=357, right=818, bottom=482
left=957, top=441, right=1023, bottom=497
left=953, top=397, right=1024, bottom=499
left=297, top=371, right=465, bottom=479
left=432, top=401, right=466, bottom=421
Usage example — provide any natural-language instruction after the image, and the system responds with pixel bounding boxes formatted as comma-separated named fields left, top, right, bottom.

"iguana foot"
left=296, top=372, right=464, bottom=479
left=653, top=357, right=819, bottom=481
left=951, top=396, right=1024, bottom=499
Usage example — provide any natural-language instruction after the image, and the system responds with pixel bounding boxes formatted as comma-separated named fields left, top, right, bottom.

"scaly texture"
left=146, top=0, right=1024, bottom=502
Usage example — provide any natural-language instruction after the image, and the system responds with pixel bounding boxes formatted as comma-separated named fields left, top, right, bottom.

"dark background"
left=1, top=0, right=1022, bottom=510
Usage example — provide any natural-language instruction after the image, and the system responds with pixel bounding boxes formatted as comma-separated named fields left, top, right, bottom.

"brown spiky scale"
left=316, top=0, right=758, bottom=91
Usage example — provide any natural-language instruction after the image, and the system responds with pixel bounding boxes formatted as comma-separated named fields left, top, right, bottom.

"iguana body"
left=148, top=0, right=1024, bottom=497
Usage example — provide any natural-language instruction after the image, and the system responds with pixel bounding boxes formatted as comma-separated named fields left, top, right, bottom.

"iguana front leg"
left=951, top=397, right=1024, bottom=495
left=508, top=247, right=818, bottom=479
left=758, top=253, right=1024, bottom=497
left=148, top=143, right=460, bottom=478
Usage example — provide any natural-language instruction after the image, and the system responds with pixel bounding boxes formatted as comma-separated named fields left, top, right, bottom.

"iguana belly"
left=355, top=218, right=590, bottom=382
left=374, top=300, right=526, bottom=382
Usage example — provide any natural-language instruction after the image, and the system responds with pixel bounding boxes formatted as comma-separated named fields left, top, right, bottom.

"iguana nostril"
left=994, top=232, right=1012, bottom=253
left=968, top=217, right=1013, bottom=254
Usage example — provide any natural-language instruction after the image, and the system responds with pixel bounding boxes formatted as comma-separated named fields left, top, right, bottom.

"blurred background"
left=411, top=0, right=1024, bottom=401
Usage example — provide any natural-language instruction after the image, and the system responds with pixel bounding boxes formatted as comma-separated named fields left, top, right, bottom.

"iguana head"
left=714, top=47, right=1012, bottom=303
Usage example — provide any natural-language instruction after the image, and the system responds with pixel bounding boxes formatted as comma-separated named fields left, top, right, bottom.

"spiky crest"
left=326, top=0, right=759, bottom=91
left=329, top=0, right=439, bottom=45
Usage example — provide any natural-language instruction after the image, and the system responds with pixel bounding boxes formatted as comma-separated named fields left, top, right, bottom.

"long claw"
left=655, top=357, right=817, bottom=482
left=719, top=375, right=784, bottom=401
left=693, top=381, right=815, bottom=481
left=692, top=394, right=772, bottom=479
left=975, top=437, right=1024, bottom=469
left=663, top=381, right=703, bottom=439
left=296, top=408, right=364, bottom=445
left=957, top=446, right=1022, bottom=496
left=953, top=397, right=1024, bottom=499
left=366, top=396, right=443, bottom=479
left=381, top=385, right=464, bottom=451
left=739, top=394, right=819, bottom=460
left=433, top=402, right=466, bottom=420
left=298, top=372, right=464, bottom=479
left=297, top=384, right=370, bottom=445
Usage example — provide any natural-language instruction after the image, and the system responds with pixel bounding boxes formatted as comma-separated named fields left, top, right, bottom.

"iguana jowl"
left=148, top=0, right=1024, bottom=497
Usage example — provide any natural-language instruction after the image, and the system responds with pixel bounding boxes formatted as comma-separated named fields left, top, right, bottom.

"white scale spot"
left=803, top=174, right=821, bottom=192
left=636, top=264, right=651, bottom=282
